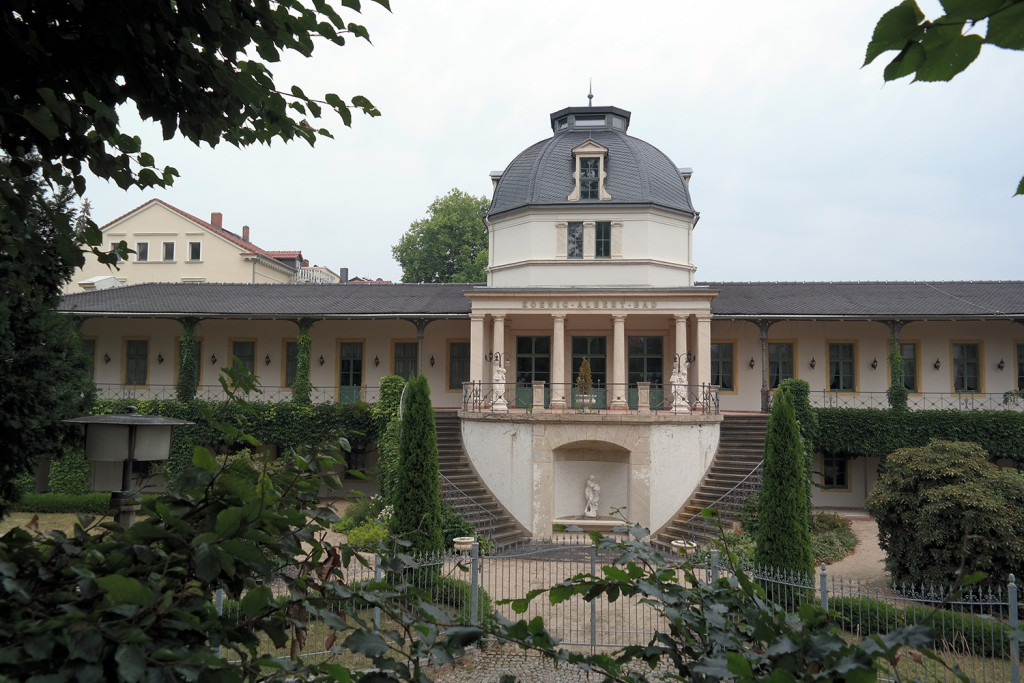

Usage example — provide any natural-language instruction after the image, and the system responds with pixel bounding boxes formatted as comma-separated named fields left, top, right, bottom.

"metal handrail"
left=439, top=472, right=497, bottom=543
left=663, top=461, right=763, bottom=546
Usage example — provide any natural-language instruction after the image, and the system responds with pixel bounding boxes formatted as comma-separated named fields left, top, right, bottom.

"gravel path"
left=823, top=513, right=888, bottom=585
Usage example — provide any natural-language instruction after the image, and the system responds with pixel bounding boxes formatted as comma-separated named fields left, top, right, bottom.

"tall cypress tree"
left=389, top=374, right=444, bottom=554
left=754, top=388, right=814, bottom=578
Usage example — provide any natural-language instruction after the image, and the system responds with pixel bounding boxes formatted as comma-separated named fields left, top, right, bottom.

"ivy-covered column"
left=291, top=318, right=314, bottom=404
left=176, top=317, right=200, bottom=401
left=886, top=321, right=907, bottom=411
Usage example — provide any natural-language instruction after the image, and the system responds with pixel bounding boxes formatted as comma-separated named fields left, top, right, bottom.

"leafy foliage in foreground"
left=0, top=371, right=484, bottom=682
left=493, top=523, right=968, bottom=683
left=866, top=439, right=1024, bottom=586
left=865, top=0, right=1024, bottom=195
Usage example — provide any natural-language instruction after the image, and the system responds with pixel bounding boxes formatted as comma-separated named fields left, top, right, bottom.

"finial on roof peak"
left=587, top=79, right=593, bottom=107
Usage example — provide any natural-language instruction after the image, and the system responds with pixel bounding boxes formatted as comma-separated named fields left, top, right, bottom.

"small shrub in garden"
left=866, top=439, right=1024, bottom=586
left=334, top=494, right=385, bottom=533
left=809, top=512, right=856, bottom=564
left=440, top=502, right=475, bottom=548
left=428, top=577, right=492, bottom=623
left=346, top=520, right=389, bottom=549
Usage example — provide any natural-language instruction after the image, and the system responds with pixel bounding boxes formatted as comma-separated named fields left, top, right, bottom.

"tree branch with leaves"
left=865, top=0, right=1024, bottom=195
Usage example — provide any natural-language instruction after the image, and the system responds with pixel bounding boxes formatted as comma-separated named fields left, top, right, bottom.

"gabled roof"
left=701, top=281, right=1024, bottom=320
left=59, top=282, right=476, bottom=318
left=100, top=199, right=291, bottom=264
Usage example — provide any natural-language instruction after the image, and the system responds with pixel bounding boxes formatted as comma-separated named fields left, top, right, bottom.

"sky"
left=82, top=0, right=1024, bottom=284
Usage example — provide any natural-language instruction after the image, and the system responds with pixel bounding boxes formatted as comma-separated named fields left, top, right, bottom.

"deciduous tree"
left=391, top=189, right=489, bottom=283
left=0, top=164, right=94, bottom=515
left=1, top=1, right=387, bottom=507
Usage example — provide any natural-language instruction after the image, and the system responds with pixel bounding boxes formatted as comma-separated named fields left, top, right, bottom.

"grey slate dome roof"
left=488, top=105, right=696, bottom=218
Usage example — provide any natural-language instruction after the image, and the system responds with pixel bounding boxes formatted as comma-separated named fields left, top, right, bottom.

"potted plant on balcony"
left=576, top=357, right=596, bottom=412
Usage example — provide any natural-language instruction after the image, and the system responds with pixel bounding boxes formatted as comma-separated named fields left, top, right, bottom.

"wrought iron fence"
left=810, top=389, right=1024, bottom=412
left=217, top=536, right=1024, bottom=682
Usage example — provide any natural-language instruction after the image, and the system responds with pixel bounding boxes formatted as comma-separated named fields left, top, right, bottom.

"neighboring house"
left=60, top=103, right=1024, bottom=530
left=66, top=198, right=303, bottom=290
left=293, top=262, right=343, bottom=284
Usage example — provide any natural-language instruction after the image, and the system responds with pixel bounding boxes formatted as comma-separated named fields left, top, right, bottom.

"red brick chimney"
left=211, top=212, right=223, bottom=228
left=242, top=225, right=250, bottom=242
left=302, top=259, right=309, bottom=267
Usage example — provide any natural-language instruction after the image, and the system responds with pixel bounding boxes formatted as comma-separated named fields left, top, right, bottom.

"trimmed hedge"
left=89, top=398, right=378, bottom=479
left=13, top=492, right=119, bottom=515
left=831, top=595, right=1011, bottom=659
left=815, top=408, right=1024, bottom=463
left=48, top=451, right=91, bottom=495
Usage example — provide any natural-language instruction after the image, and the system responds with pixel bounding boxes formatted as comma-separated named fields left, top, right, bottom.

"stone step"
left=435, top=409, right=530, bottom=548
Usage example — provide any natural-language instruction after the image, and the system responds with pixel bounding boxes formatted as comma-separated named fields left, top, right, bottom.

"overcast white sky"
left=83, top=0, right=1024, bottom=283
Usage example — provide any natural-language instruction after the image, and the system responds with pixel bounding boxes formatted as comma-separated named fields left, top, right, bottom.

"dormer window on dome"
left=568, top=140, right=611, bottom=202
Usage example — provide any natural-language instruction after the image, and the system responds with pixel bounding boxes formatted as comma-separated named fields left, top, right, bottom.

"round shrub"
left=345, top=520, right=389, bottom=549
left=866, top=439, right=1024, bottom=586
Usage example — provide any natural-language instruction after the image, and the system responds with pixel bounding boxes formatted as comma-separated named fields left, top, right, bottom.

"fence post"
left=1011, top=573, right=1019, bottom=683
left=470, top=542, right=480, bottom=627
left=710, top=549, right=720, bottom=582
left=374, top=555, right=382, bottom=631
left=819, top=563, right=828, bottom=612
left=214, top=588, right=224, bottom=659
left=590, top=541, right=598, bottom=651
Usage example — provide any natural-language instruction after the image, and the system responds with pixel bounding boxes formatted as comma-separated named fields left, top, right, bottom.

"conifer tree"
left=754, top=388, right=814, bottom=578
left=389, top=374, right=444, bottom=554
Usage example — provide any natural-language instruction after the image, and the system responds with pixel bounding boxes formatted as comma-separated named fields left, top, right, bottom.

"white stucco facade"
left=67, top=199, right=297, bottom=291
left=460, top=412, right=721, bottom=538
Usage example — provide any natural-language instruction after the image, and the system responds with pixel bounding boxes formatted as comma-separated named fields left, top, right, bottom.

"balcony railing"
left=93, top=383, right=382, bottom=404
left=461, top=381, right=720, bottom=415
left=809, top=390, right=1024, bottom=412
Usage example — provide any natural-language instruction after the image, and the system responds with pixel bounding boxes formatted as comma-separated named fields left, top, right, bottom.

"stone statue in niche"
left=584, top=474, right=601, bottom=518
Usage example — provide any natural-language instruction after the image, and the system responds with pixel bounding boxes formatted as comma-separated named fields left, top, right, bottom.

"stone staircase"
left=656, top=413, right=768, bottom=546
left=434, top=410, right=530, bottom=548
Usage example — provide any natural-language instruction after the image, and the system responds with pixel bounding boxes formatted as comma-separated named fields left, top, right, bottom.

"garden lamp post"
left=63, top=407, right=193, bottom=526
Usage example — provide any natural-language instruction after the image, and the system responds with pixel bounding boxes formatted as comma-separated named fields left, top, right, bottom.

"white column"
left=673, top=314, right=690, bottom=413
left=674, top=315, right=688, bottom=369
left=470, top=314, right=485, bottom=383
left=610, top=314, right=627, bottom=410
left=550, top=314, right=567, bottom=409
left=491, top=315, right=508, bottom=411
left=696, top=314, right=712, bottom=392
